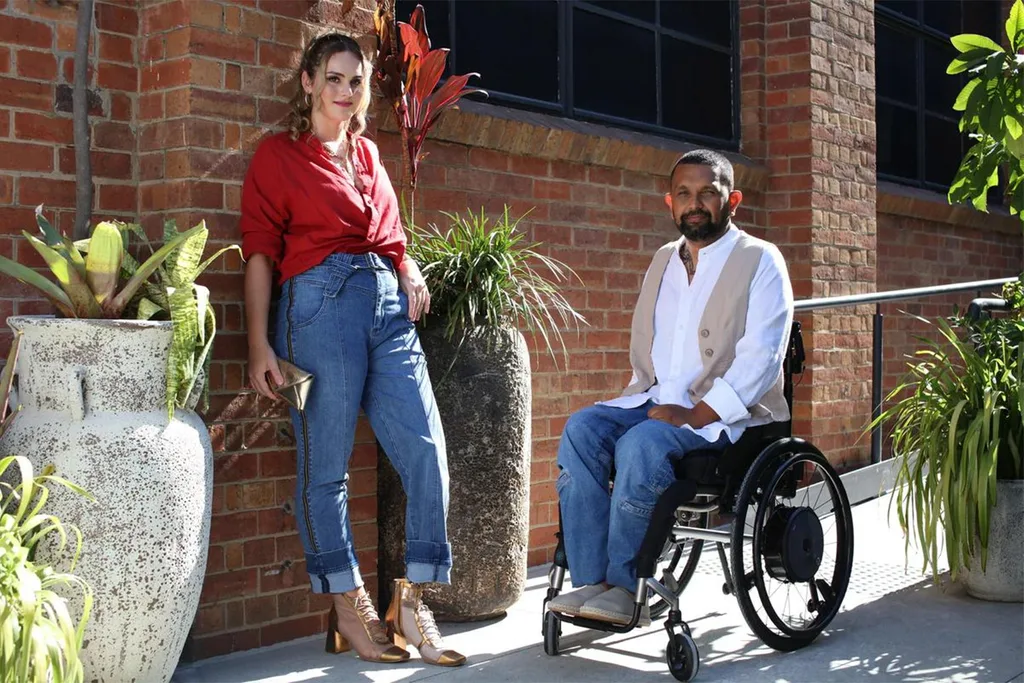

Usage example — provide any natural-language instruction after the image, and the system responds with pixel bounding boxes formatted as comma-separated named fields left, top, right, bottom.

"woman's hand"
left=248, top=340, right=284, bottom=400
left=398, top=257, right=431, bottom=322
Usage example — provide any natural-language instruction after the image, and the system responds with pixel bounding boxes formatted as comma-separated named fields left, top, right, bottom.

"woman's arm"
left=245, top=253, right=282, bottom=399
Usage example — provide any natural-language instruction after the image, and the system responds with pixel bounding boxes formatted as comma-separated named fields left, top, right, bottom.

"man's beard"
left=675, top=209, right=730, bottom=242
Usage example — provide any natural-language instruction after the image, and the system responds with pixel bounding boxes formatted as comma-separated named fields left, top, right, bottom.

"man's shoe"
left=577, top=586, right=651, bottom=627
left=546, top=584, right=610, bottom=617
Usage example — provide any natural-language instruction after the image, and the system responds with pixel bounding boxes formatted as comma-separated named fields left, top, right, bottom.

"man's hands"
left=398, top=257, right=430, bottom=322
left=647, top=402, right=721, bottom=429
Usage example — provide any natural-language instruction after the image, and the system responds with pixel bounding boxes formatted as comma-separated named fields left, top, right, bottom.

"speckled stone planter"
left=963, top=479, right=1024, bottom=602
left=0, top=316, right=213, bottom=682
left=378, top=325, right=532, bottom=621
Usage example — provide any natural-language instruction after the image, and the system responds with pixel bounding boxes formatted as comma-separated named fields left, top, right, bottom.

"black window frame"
left=874, top=0, right=1001, bottom=194
left=399, top=0, right=741, bottom=151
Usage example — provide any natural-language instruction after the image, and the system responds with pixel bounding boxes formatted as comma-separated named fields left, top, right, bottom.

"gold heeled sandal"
left=385, top=578, right=466, bottom=667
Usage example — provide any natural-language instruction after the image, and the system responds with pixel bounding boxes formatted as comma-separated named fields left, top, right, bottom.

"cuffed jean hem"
left=306, top=564, right=364, bottom=594
left=407, top=561, right=452, bottom=585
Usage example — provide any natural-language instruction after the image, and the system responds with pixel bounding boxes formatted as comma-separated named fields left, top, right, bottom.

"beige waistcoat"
left=621, top=230, right=790, bottom=423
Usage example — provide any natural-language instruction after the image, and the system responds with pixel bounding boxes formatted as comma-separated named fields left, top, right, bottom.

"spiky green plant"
left=0, top=333, right=94, bottom=683
left=406, top=205, right=586, bottom=365
left=0, top=207, right=240, bottom=419
left=868, top=300, right=1023, bottom=583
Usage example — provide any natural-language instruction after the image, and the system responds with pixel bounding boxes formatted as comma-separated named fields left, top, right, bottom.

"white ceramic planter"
left=0, top=316, right=213, bottom=682
left=963, top=479, right=1024, bottom=602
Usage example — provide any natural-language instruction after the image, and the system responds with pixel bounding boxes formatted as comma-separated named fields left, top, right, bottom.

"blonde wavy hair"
left=286, top=32, right=371, bottom=140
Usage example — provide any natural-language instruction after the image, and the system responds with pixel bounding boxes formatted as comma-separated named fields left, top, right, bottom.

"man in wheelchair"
left=547, top=149, right=795, bottom=626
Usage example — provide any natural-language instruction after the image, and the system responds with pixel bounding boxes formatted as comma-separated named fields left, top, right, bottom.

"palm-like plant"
left=407, top=206, right=586, bottom=365
left=0, top=333, right=94, bottom=683
left=869, top=285, right=1023, bottom=581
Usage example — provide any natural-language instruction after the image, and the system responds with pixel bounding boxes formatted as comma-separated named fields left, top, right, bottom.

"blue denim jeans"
left=274, top=252, right=451, bottom=594
left=556, top=401, right=729, bottom=589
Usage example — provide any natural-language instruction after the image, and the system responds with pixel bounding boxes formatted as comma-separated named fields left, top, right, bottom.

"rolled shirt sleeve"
left=239, top=140, right=287, bottom=266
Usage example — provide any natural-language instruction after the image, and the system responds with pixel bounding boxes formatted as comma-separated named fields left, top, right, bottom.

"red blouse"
left=239, top=131, right=406, bottom=284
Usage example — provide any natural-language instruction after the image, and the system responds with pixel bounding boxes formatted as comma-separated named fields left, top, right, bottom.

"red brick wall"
left=0, top=0, right=1020, bottom=665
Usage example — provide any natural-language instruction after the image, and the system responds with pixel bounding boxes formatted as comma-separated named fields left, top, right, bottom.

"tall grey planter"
left=378, top=324, right=532, bottom=621
left=963, top=479, right=1023, bottom=602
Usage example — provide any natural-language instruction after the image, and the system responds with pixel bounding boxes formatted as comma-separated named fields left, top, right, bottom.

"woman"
left=240, top=32, right=464, bottom=667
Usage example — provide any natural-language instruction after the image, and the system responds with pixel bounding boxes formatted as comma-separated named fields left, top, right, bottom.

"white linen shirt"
left=599, top=226, right=793, bottom=444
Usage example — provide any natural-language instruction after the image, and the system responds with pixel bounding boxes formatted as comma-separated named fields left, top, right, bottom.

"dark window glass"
left=395, top=0, right=450, bottom=51
left=876, top=23, right=918, bottom=105
left=924, top=115, right=963, bottom=186
left=923, top=0, right=961, bottom=36
left=573, top=7, right=657, bottom=123
left=661, top=36, right=732, bottom=140
left=875, top=0, right=1003, bottom=190
left=876, top=0, right=919, bottom=19
left=923, top=38, right=960, bottom=113
left=586, top=0, right=655, bottom=22
left=660, top=0, right=733, bottom=47
left=454, top=1, right=559, bottom=103
left=877, top=103, right=919, bottom=180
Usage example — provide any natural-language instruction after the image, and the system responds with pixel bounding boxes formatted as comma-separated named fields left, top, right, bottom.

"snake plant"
left=0, top=207, right=240, bottom=419
left=0, top=333, right=94, bottom=683
left=869, top=280, right=1023, bottom=582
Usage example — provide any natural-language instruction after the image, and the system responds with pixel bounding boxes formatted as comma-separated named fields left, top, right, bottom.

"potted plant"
left=377, top=205, right=586, bottom=620
left=0, top=208, right=239, bottom=682
left=0, top=332, right=94, bottom=683
left=871, top=279, right=1022, bottom=601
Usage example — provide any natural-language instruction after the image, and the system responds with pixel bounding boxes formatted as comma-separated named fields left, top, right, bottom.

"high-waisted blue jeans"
left=274, top=252, right=451, bottom=594
left=556, top=401, right=729, bottom=589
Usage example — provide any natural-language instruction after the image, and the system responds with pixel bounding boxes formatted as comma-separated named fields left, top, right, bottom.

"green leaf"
left=0, top=255, right=75, bottom=317
left=104, top=223, right=205, bottom=318
left=33, top=205, right=62, bottom=247
left=1008, top=0, right=1024, bottom=51
left=950, top=33, right=1004, bottom=54
left=947, top=47, right=993, bottom=74
left=953, top=77, right=980, bottom=112
left=167, top=222, right=208, bottom=288
left=1005, top=114, right=1024, bottom=141
left=22, top=232, right=102, bottom=318
left=84, top=222, right=124, bottom=305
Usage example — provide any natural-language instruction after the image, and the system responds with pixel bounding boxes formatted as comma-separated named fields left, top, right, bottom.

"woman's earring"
left=304, top=92, right=312, bottom=108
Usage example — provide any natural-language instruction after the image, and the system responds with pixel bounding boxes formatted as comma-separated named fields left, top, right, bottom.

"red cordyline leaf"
left=408, top=4, right=430, bottom=53
left=414, top=49, right=448, bottom=104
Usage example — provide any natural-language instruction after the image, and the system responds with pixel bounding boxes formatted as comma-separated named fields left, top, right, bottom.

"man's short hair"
left=669, top=149, right=735, bottom=192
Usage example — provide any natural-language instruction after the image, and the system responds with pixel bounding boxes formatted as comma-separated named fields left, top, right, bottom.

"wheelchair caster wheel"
left=544, top=611, right=561, bottom=656
left=666, top=632, right=699, bottom=682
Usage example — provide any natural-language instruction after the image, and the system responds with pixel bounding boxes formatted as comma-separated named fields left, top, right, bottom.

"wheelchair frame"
left=541, top=320, right=856, bottom=681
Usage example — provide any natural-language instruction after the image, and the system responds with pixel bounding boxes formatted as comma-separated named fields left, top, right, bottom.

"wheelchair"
left=541, top=321, right=855, bottom=681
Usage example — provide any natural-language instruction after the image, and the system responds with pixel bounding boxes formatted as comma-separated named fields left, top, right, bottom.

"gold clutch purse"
left=274, top=359, right=314, bottom=411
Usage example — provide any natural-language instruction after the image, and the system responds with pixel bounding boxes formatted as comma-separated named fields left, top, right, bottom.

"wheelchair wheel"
left=666, top=631, right=700, bottom=681
left=649, top=520, right=706, bottom=619
left=729, top=445, right=854, bottom=652
left=543, top=610, right=561, bottom=656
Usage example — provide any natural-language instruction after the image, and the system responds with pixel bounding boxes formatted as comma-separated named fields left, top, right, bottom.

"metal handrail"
left=791, top=275, right=1017, bottom=464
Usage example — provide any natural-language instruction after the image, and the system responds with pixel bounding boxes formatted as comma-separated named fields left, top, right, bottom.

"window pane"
left=585, top=0, right=655, bottom=23
left=877, top=103, right=919, bottom=180
left=661, top=36, right=732, bottom=140
left=876, top=22, right=918, bottom=105
left=573, top=7, right=657, bottom=123
left=454, top=1, right=559, bottom=103
left=660, top=0, right=734, bottom=47
left=923, top=0, right=961, bottom=35
left=924, top=115, right=963, bottom=187
left=924, top=38, right=960, bottom=114
left=963, top=0, right=1002, bottom=39
left=876, top=0, right=919, bottom=20
left=395, top=0, right=450, bottom=51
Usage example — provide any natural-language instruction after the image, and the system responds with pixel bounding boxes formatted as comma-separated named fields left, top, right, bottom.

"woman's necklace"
left=319, top=135, right=359, bottom=188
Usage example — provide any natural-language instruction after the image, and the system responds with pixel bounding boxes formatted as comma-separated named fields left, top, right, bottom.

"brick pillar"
left=762, top=0, right=877, bottom=469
